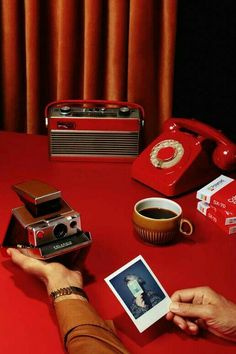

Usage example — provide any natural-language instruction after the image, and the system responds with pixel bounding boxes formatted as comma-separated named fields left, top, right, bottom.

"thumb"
left=169, top=302, right=211, bottom=319
left=7, top=248, right=24, bottom=261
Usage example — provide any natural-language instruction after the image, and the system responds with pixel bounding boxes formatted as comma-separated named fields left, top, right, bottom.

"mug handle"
left=180, top=218, right=193, bottom=236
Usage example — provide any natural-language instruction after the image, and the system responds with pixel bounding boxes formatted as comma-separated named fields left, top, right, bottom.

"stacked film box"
left=196, top=175, right=236, bottom=213
left=197, top=201, right=236, bottom=235
left=196, top=175, right=236, bottom=235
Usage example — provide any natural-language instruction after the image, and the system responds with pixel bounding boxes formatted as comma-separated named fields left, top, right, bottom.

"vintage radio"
left=45, top=99, right=144, bottom=162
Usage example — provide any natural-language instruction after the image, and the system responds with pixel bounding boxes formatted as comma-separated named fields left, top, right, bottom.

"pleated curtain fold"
left=0, top=0, right=177, bottom=145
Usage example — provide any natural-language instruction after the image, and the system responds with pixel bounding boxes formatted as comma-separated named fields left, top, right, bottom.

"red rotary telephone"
left=131, top=118, right=236, bottom=196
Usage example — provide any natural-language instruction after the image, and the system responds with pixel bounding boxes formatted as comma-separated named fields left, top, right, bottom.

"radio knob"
left=60, top=106, right=71, bottom=115
left=119, top=106, right=130, bottom=115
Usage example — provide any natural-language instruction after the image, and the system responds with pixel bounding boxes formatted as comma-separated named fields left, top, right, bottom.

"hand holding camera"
left=7, top=247, right=85, bottom=301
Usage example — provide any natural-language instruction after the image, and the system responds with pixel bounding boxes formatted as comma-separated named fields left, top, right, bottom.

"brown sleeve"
left=54, top=299, right=130, bottom=354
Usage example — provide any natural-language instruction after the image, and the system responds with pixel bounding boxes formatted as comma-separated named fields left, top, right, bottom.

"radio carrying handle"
left=45, top=99, right=145, bottom=120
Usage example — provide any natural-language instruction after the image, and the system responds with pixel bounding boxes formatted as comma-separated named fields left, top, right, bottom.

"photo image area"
left=109, top=258, right=165, bottom=319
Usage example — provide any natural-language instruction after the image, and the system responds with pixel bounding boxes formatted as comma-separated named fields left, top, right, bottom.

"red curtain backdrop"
left=0, top=0, right=177, bottom=145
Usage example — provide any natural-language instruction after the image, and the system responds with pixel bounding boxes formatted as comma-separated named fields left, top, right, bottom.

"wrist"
left=46, top=278, right=83, bottom=296
left=43, top=269, right=83, bottom=295
left=50, top=286, right=89, bottom=304
left=54, top=294, right=88, bottom=303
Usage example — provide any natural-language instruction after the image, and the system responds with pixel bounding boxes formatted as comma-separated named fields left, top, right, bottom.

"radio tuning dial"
left=119, top=106, right=130, bottom=115
left=60, top=106, right=72, bottom=115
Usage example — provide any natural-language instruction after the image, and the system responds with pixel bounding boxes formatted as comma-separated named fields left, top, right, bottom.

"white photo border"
left=104, top=255, right=171, bottom=333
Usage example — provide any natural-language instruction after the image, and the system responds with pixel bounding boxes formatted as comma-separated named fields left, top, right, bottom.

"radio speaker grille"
left=50, top=131, right=140, bottom=157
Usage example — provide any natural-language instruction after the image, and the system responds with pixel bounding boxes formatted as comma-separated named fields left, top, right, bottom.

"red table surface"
left=0, top=131, right=236, bottom=354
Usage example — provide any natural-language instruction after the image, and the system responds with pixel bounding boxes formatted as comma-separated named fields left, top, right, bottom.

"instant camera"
left=1, top=180, right=92, bottom=259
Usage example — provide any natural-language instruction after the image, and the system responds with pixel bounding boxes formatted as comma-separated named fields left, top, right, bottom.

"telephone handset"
left=132, top=118, right=236, bottom=196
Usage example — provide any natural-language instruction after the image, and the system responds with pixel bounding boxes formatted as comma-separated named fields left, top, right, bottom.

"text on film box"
left=197, top=201, right=236, bottom=235
left=196, top=175, right=236, bottom=214
left=197, top=201, right=236, bottom=226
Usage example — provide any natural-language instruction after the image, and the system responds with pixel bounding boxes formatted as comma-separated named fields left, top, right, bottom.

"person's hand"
left=166, top=286, right=236, bottom=342
left=7, top=248, right=83, bottom=296
left=135, top=293, right=146, bottom=308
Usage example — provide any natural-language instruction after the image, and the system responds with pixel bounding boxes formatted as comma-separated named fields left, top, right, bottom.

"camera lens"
left=70, top=220, right=77, bottom=228
left=53, top=223, right=68, bottom=239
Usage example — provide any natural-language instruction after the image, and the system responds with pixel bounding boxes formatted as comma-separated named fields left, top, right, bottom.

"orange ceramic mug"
left=132, top=197, right=193, bottom=245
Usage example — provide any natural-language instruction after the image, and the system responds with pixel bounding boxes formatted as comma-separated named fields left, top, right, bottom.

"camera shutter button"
left=36, top=230, right=45, bottom=239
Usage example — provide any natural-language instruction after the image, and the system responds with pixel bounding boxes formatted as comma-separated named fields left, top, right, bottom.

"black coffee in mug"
left=139, top=207, right=177, bottom=219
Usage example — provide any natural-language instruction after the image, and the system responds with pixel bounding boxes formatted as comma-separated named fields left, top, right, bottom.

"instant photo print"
left=105, top=255, right=171, bottom=333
